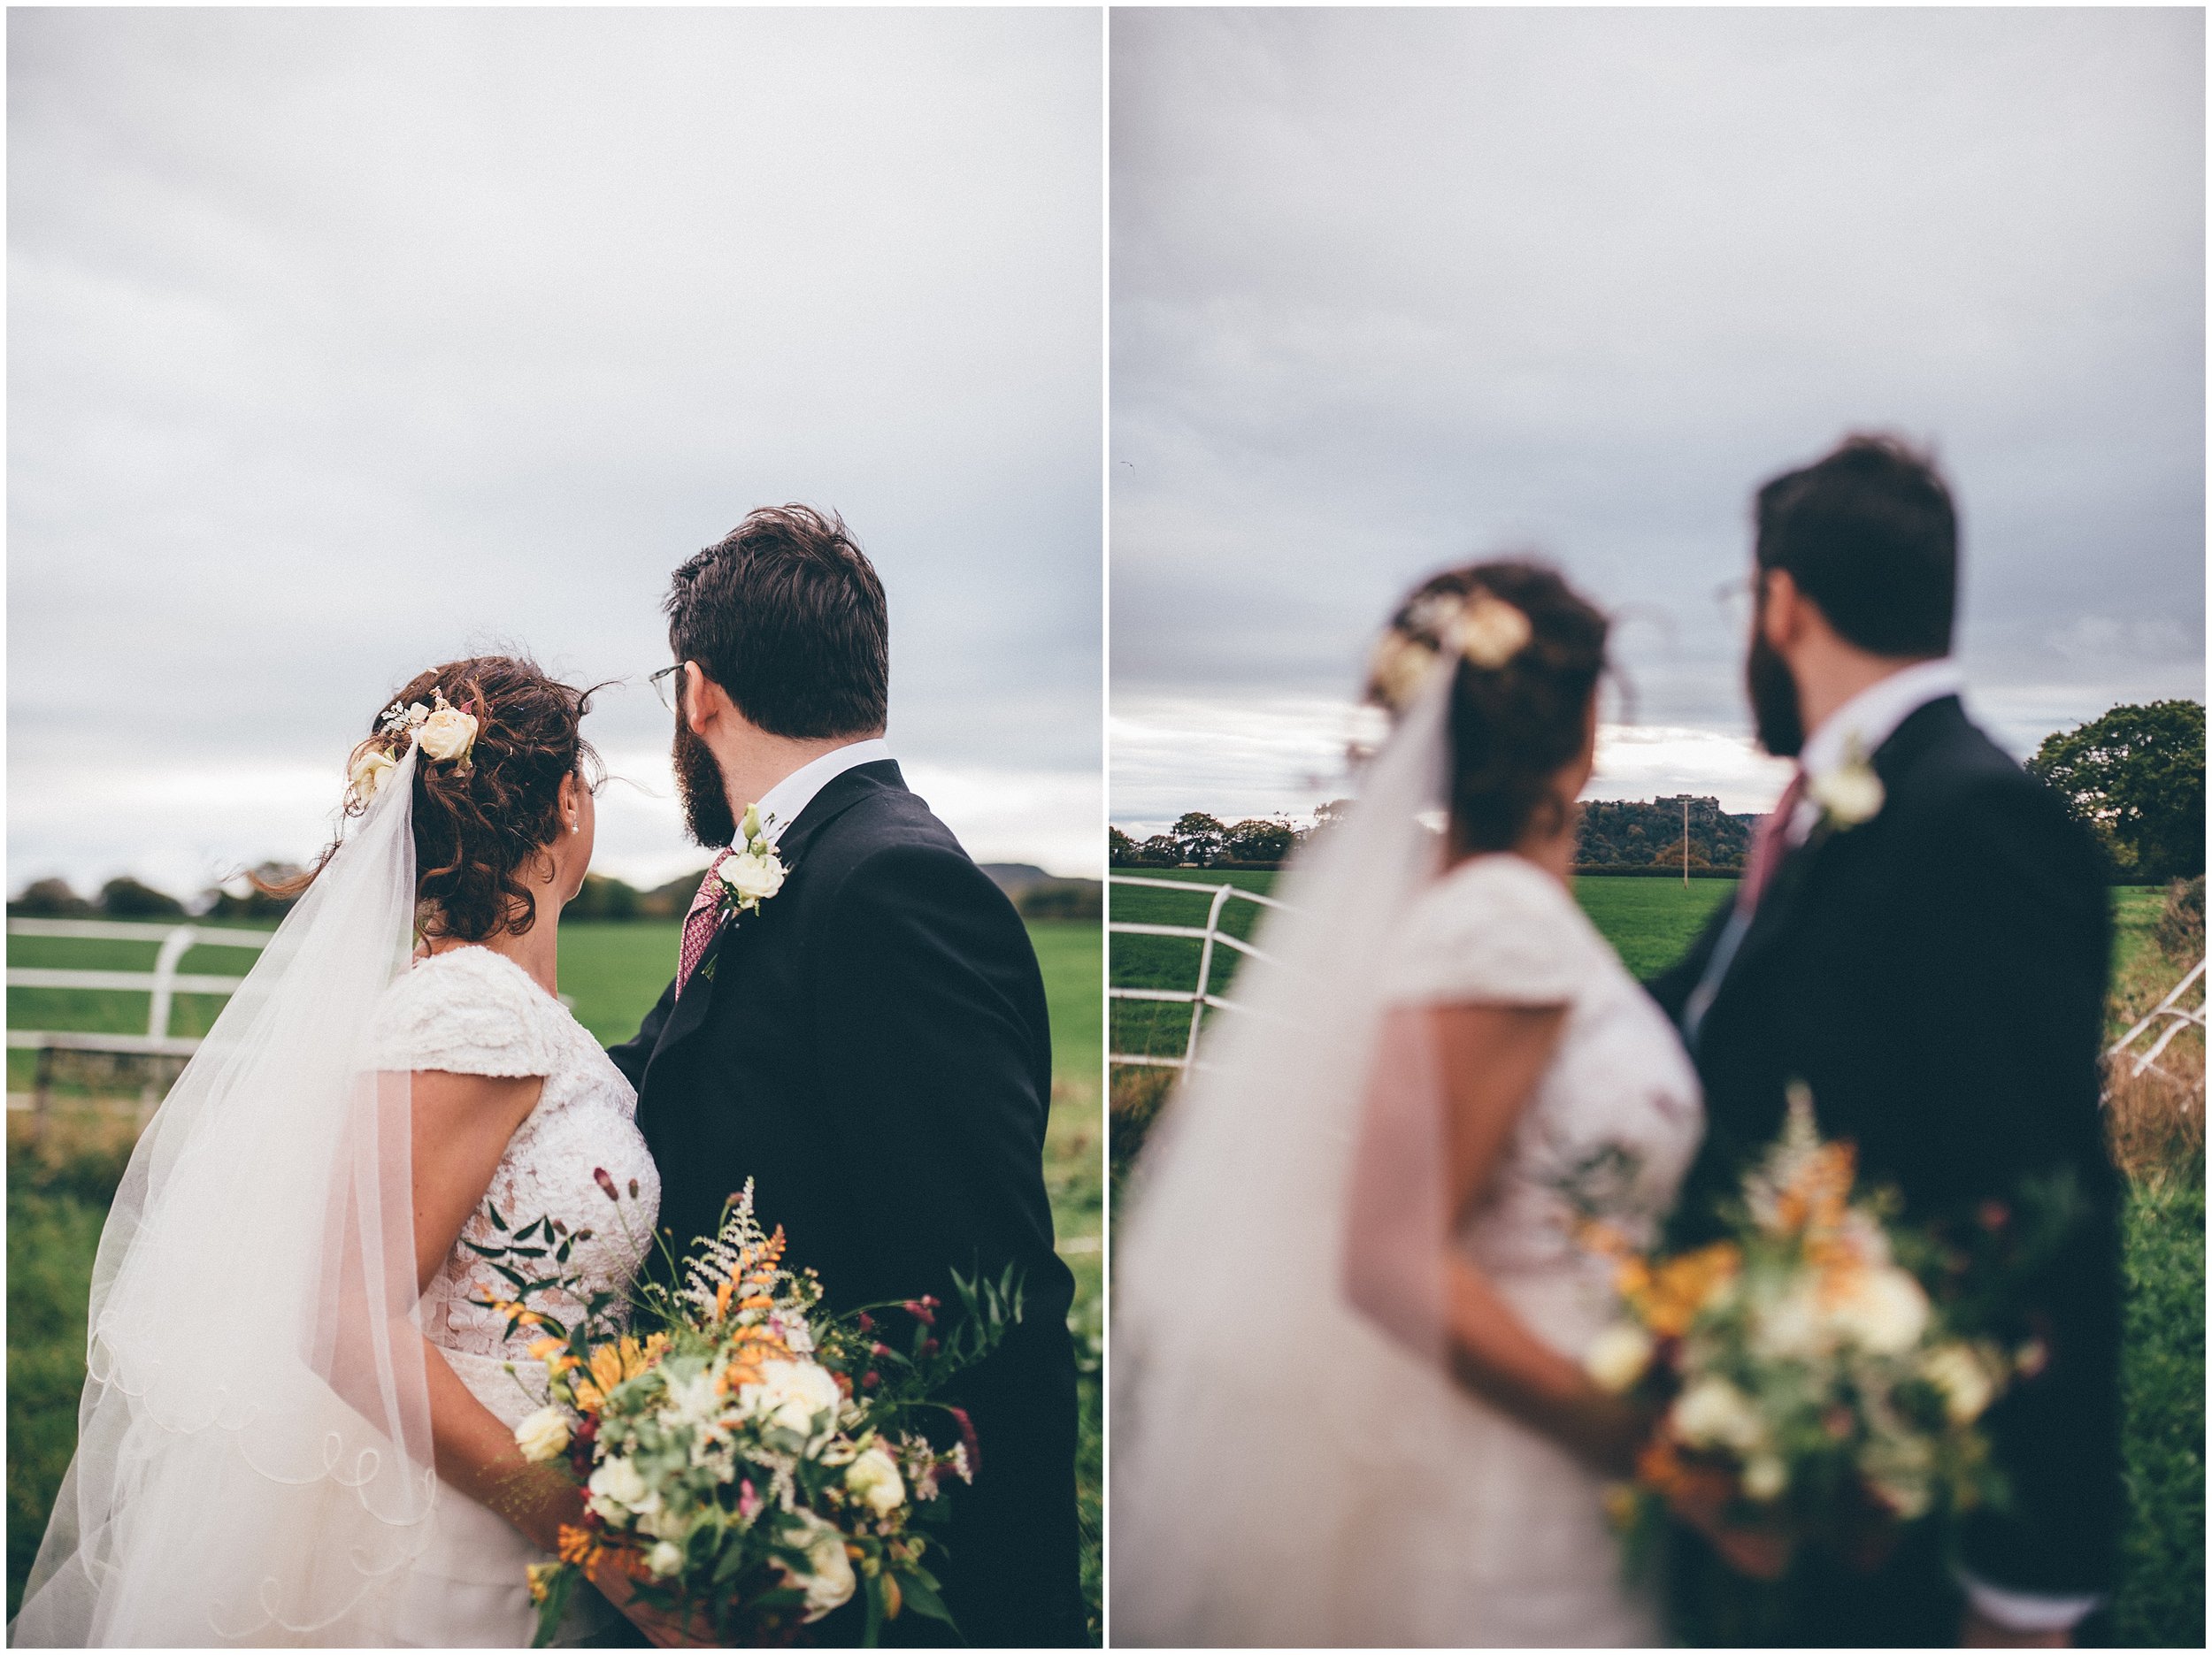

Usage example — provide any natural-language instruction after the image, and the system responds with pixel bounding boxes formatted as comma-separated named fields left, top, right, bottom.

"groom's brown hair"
left=1754, top=434, right=1957, bottom=659
left=667, top=505, right=889, bottom=739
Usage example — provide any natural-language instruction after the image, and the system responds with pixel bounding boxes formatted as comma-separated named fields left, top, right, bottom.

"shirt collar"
left=743, top=738, right=891, bottom=849
left=1799, top=658, right=1964, bottom=782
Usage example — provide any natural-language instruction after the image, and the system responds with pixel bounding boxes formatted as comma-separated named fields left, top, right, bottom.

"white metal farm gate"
left=1107, top=874, right=1292, bottom=1073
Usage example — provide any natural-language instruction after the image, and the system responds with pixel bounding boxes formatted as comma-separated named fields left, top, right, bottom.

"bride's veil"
left=12, top=747, right=438, bottom=1646
left=1112, top=663, right=1486, bottom=1646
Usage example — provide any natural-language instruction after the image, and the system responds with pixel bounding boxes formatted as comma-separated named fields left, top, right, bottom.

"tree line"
left=1113, top=700, right=2205, bottom=883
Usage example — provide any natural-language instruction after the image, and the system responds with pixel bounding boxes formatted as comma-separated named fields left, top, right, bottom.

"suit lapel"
left=1703, top=695, right=1962, bottom=1018
left=640, top=760, right=909, bottom=1090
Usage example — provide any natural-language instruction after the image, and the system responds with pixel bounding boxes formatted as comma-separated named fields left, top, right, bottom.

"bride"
left=13, top=655, right=685, bottom=1647
left=1112, top=563, right=1705, bottom=1646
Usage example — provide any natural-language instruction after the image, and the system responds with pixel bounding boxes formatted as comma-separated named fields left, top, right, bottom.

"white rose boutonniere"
left=1808, top=739, right=1885, bottom=830
left=713, top=802, right=789, bottom=925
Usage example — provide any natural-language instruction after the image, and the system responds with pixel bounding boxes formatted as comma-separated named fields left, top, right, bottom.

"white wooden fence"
left=7, top=918, right=272, bottom=1114
left=1107, top=875, right=1291, bottom=1072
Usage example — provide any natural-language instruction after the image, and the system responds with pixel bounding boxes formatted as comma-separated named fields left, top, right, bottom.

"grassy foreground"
left=1109, top=870, right=2200, bottom=1644
left=6, top=918, right=1105, bottom=1639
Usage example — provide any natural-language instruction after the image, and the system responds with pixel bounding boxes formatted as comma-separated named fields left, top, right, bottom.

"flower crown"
left=1367, top=587, right=1534, bottom=713
left=348, top=690, right=481, bottom=805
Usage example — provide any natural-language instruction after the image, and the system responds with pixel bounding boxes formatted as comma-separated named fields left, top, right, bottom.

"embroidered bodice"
left=1386, top=854, right=1704, bottom=1285
left=371, top=946, right=661, bottom=1368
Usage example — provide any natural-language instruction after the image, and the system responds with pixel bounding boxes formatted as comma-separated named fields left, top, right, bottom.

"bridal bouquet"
left=481, top=1183, right=1019, bottom=1646
left=1580, top=1085, right=2045, bottom=1579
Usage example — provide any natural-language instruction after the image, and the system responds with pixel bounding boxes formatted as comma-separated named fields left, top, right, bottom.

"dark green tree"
left=1167, top=812, right=1227, bottom=866
left=8, top=877, right=92, bottom=916
left=1223, top=818, right=1299, bottom=864
left=100, top=876, right=186, bottom=919
left=1108, top=827, right=1137, bottom=867
left=2028, top=701, right=2205, bottom=881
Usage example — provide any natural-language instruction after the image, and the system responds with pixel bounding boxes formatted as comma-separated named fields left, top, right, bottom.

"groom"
left=609, top=506, right=1086, bottom=1646
left=1649, top=438, right=2123, bottom=1647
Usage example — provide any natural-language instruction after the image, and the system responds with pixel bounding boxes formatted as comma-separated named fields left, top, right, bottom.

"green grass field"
left=5, top=917, right=1105, bottom=1637
left=1109, top=868, right=2200, bottom=1644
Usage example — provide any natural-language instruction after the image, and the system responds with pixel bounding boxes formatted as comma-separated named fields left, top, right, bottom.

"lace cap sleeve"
left=369, top=947, right=565, bottom=1077
left=1384, top=854, right=1594, bottom=1008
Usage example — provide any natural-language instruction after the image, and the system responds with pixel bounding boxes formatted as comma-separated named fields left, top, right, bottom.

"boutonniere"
left=712, top=802, right=789, bottom=923
left=1806, top=739, right=1886, bottom=831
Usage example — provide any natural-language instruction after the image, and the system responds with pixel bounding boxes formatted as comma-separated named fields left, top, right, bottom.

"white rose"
left=772, top=1513, right=857, bottom=1622
left=657, top=1369, right=720, bottom=1429
left=1824, top=1266, right=1930, bottom=1356
left=586, top=1455, right=657, bottom=1521
left=1671, top=1377, right=1765, bottom=1453
left=1741, top=1454, right=1790, bottom=1503
left=1445, top=593, right=1534, bottom=670
left=738, top=1359, right=843, bottom=1442
left=846, top=1445, right=907, bottom=1519
left=1583, top=1323, right=1655, bottom=1395
left=647, top=1540, right=684, bottom=1580
left=1809, top=757, right=1885, bottom=827
left=1750, top=1283, right=1831, bottom=1363
left=415, top=704, right=480, bottom=762
left=1921, top=1343, right=1996, bottom=1425
left=513, top=1405, right=571, bottom=1464
left=739, top=801, right=765, bottom=844
left=349, top=747, right=396, bottom=802
left=719, top=851, right=786, bottom=904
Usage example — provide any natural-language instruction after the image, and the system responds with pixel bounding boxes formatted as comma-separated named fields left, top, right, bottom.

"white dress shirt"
left=1786, top=656, right=1966, bottom=846
left=742, top=738, right=893, bottom=850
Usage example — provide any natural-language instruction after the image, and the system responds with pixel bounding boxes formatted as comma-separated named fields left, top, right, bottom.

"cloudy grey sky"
left=11, top=7, right=1102, bottom=900
left=1112, top=7, right=2203, bottom=836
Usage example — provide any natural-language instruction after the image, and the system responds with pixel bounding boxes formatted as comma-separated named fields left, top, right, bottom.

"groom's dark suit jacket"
left=609, top=762, right=1086, bottom=1647
left=1647, top=695, right=2122, bottom=1645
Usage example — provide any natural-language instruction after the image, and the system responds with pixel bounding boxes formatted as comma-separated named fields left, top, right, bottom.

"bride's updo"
left=1364, top=559, right=1609, bottom=853
left=277, top=655, right=605, bottom=941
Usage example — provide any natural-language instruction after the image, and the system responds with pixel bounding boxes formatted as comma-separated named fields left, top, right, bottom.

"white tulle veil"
left=1110, top=663, right=1501, bottom=1647
left=12, top=748, right=438, bottom=1646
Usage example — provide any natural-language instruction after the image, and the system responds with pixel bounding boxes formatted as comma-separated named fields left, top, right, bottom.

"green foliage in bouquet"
left=1582, top=1087, right=2082, bottom=1603
left=468, top=1179, right=1021, bottom=1646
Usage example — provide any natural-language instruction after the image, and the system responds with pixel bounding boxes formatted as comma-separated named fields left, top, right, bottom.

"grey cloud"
left=1111, top=7, right=2203, bottom=770
left=10, top=8, right=1102, bottom=888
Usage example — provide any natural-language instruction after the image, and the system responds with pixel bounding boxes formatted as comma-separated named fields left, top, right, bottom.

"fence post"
left=146, top=924, right=197, bottom=1042
left=1183, top=883, right=1238, bottom=1069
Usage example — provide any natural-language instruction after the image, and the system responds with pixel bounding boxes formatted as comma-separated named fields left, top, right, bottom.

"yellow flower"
left=526, top=1561, right=563, bottom=1605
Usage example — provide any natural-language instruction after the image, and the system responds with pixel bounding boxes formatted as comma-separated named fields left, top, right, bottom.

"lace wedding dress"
left=1375, top=853, right=1704, bottom=1644
left=1113, top=670, right=1707, bottom=1648
left=373, top=945, right=663, bottom=1648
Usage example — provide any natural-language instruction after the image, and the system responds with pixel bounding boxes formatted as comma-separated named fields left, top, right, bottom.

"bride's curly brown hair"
left=267, top=655, right=609, bottom=942
left=1366, top=559, right=1609, bottom=854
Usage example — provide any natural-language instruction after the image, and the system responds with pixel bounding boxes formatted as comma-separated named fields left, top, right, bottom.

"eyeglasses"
left=649, top=663, right=687, bottom=714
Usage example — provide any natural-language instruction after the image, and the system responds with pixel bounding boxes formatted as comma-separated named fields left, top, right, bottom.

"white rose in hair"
left=512, top=1405, right=570, bottom=1464
left=349, top=747, right=396, bottom=802
left=721, top=851, right=787, bottom=904
left=1446, top=593, right=1533, bottom=670
left=416, top=704, right=480, bottom=762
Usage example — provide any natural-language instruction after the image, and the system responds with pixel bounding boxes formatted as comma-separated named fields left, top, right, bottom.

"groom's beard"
left=1747, top=627, right=1806, bottom=759
left=672, top=717, right=739, bottom=848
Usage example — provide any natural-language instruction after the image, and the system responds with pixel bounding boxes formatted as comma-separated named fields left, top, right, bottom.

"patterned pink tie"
left=1737, top=768, right=1808, bottom=916
left=675, top=848, right=733, bottom=1000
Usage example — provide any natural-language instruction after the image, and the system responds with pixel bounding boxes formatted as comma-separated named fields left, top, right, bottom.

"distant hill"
left=1578, top=797, right=1755, bottom=870
left=979, top=862, right=1053, bottom=897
